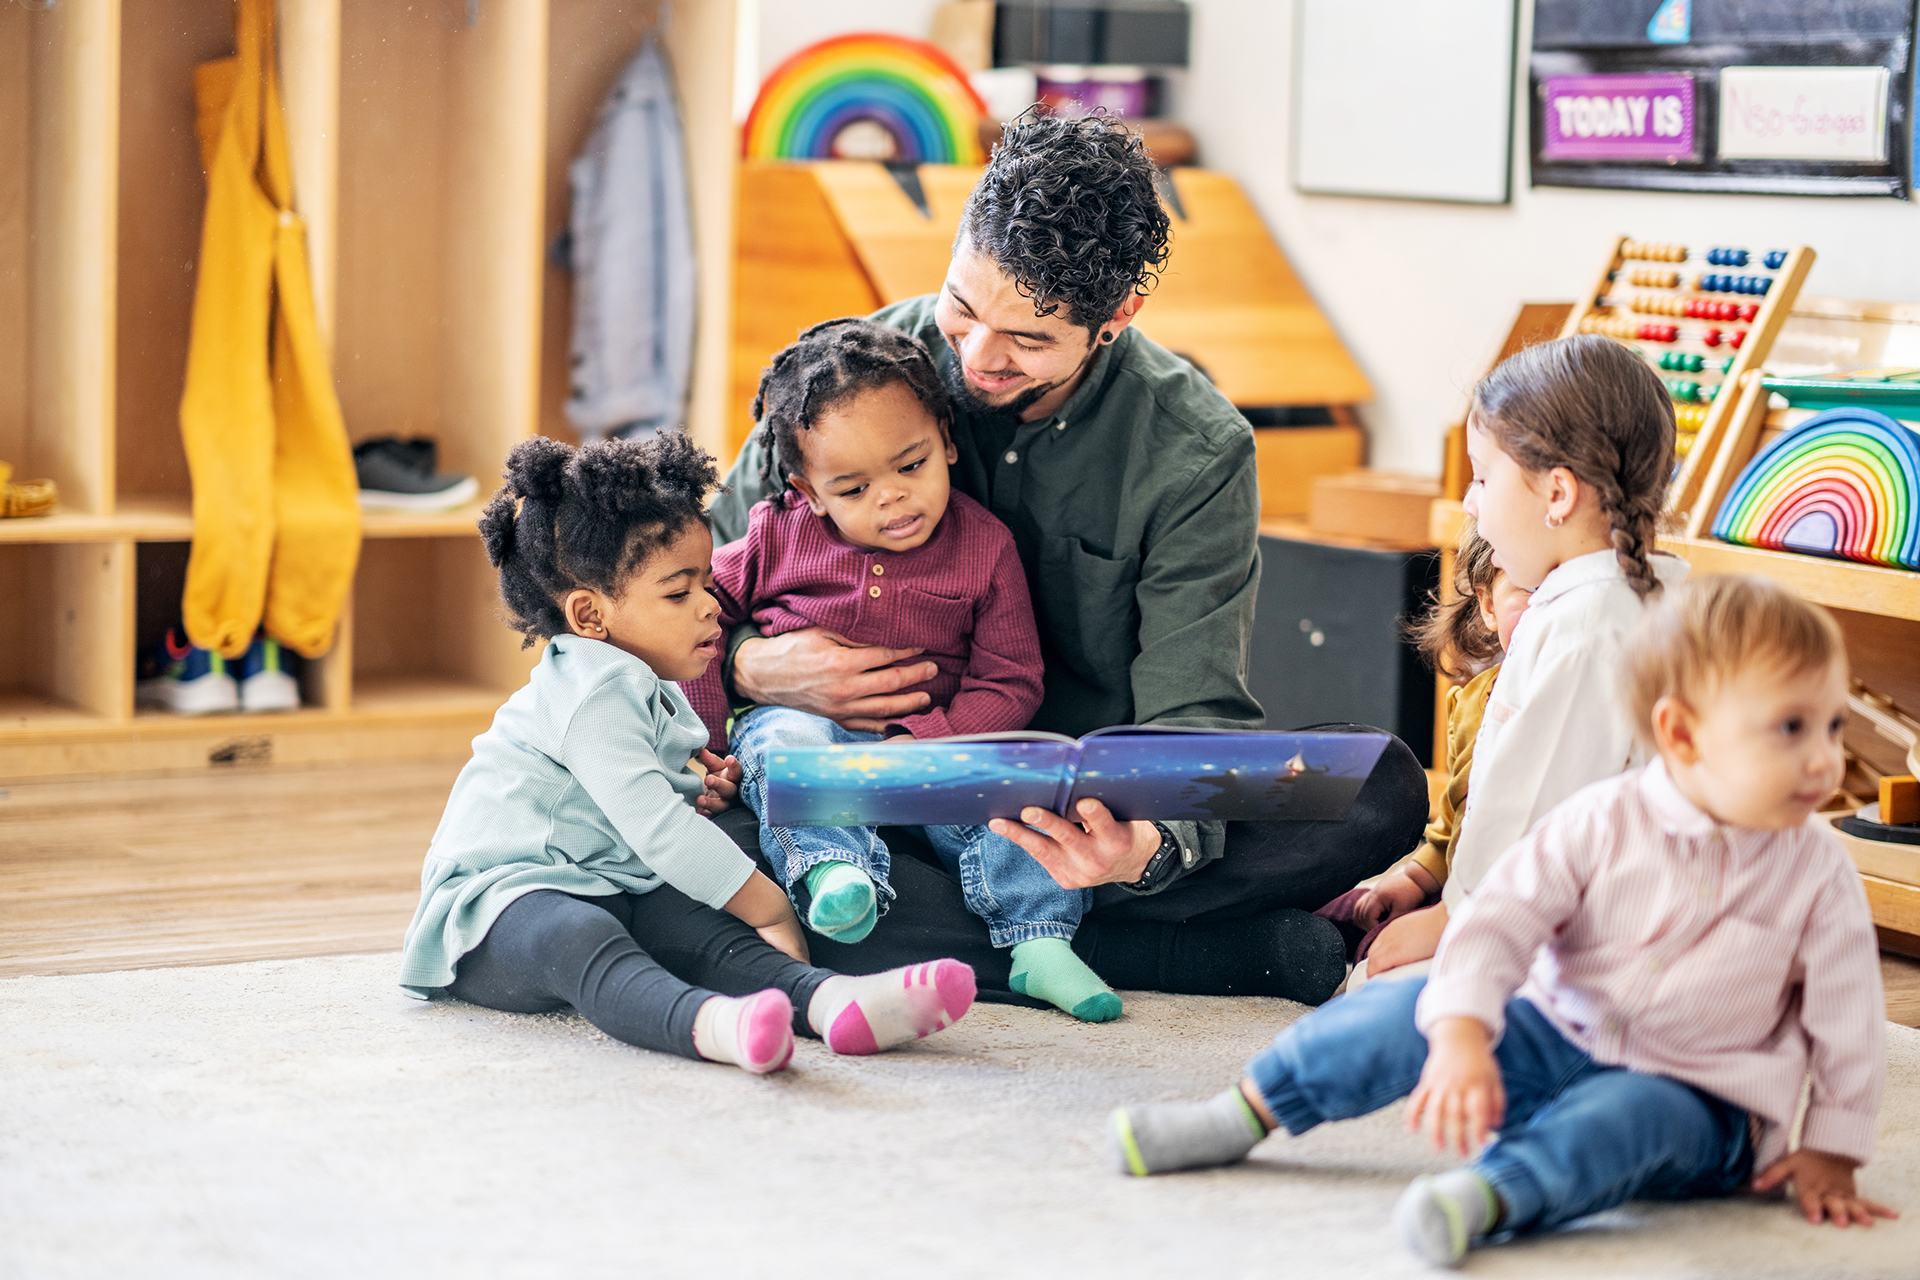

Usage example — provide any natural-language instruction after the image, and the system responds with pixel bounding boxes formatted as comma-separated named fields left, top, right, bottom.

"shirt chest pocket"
left=891, top=584, right=974, bottom=654
left=1036, top=535, right=1140, bottom=680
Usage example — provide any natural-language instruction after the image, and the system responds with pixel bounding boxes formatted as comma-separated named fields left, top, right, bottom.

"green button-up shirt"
left=711, top=294, right=1264, bottom=885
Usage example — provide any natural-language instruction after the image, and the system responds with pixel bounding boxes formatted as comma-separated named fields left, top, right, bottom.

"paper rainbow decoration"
left=743, top=34, right=986, bottom=165
left=1710, top=407, right=1920, bottom=570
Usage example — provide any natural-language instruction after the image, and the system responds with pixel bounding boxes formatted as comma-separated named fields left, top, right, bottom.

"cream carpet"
left=2, top=954, right=1916, bottom=1279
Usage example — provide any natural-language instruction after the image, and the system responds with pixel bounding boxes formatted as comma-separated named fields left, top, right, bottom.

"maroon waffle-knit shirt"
left=683, top=490, right=1044, bottom=754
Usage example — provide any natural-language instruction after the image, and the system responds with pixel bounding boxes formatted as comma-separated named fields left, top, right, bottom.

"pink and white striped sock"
left=691, top=989, right=794, bottom=1074
left=807, top=960, right=976, bottom=1055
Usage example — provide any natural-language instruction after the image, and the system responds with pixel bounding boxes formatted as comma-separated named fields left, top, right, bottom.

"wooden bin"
left=0, top=0, right=735, bottom=782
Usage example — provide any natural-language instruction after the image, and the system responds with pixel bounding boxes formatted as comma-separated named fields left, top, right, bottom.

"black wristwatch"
left=1120, top=823, right=1181, bottom=893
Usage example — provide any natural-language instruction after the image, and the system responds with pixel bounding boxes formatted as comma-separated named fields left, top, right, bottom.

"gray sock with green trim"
left=1393, top=1170, right=1499, bottom=1268
left=1108, top=1087, right=1270, bottom=1176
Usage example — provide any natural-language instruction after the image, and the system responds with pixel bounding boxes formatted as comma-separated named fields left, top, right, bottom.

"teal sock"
left=1009, top=937, right=1121, bottom=1022
left=804, top=862, right=877, bottom=943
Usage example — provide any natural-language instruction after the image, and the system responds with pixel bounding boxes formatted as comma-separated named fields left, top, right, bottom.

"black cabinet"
left=1249, top=532, right=1440, bottom=766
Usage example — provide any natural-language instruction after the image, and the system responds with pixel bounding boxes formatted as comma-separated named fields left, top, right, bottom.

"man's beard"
left=938, top=331, right=1102, bottom=428
left=939, top=356, right=1059, bottom=429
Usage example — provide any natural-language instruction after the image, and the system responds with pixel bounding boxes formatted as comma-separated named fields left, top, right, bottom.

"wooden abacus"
left=1559, top=237, right=1815, bottom=524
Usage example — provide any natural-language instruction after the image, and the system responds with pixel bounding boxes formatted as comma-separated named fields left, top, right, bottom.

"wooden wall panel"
left=28, top=0, right=119, bottom=515
left=440, top=0, right=547, bottom=486
left=335, top=0, right=449, bottom=448
left=540, top=0, right=662, bottom=446
left=813, top=161, right=977, bottom=303
left=277, top=0, right=341, bottom=348
left=44, top=539, right=132, bottom=718
left=729, top=163, right=882, bottom=461
left=1140, top=169, right=1372, bottom=408
left=115, top=0, right=226, bottom=503
left=0, top=9, right=27, bottom=477
left=659, top=0, right=737, bottom=462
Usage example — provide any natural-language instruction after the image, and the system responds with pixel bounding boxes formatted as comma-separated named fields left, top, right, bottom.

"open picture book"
left=761, top=726, right=1393, bottom=827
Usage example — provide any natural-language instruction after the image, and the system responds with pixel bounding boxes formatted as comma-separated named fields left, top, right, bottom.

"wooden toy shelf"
left=0, top=0, right=732, bottom=782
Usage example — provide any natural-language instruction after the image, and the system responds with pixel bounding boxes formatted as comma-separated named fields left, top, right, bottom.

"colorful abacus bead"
left=1580, top=316, right=1640, bottom=340
left=1622, top=240, right=1687, bottom=263
left=1763, top=250, right=1788, bottom=269
left=1629, top=266, right=1683, bottom=289
left=1674, top=403, right=1709, bottom=432
left=1730, top=330, right=1746, bottom=349
left=1706, top=248, right=1750, bottom=267
left=1665, top=379, right=1702, bottom=401
left=1739, top=303, right=1759, bottom=322
left=1637, top=323, right=1679, bottom=343
left=1720, top=357, right=1736, bottom=374
left=1676, top=432, right=1697, bottom=459
left=1702, top=328, right=1723, bottom=347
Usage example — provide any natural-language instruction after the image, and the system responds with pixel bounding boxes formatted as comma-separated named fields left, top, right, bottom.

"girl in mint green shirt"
left=399, top=433, right=974, bottom=1073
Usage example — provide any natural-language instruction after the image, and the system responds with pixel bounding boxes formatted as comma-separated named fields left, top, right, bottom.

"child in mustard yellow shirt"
left=1319, top=524, right=1528, bottom=969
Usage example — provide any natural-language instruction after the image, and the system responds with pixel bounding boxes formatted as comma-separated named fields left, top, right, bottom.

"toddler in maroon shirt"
left=684, top=319, right=1121, bottom=1022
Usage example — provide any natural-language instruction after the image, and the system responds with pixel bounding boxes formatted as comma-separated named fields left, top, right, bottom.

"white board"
left=1293, top=0, right=1517, bottom=204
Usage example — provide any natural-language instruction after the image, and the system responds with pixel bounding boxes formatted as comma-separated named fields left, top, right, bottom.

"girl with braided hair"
left=683, top=317, right=1125, bottom=1023
left=397, top=431, right=976, bottom=1072
left=1361, top=333, right=1691, bottom=978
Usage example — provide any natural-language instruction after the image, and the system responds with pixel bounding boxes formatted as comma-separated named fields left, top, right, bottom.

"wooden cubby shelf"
left=0, top=0, right=732, bottom=782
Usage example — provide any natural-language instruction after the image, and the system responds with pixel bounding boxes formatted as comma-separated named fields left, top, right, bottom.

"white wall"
left=745, top=0, right=945, bottom=86
left=1180, top=0, right=1920, bottom=475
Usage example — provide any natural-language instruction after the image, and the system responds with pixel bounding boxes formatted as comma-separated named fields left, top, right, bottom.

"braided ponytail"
left=1472, top=334, right=1675, bottom=598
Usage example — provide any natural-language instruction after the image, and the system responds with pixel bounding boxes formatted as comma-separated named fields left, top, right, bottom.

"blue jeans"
left=1244, top=977, right=1753, bottom=1234
left=732, top=707, right=1090, bottom=947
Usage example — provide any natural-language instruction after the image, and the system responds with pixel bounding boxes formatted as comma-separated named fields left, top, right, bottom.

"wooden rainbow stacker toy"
left=1560, top=237, right=1815, bottom=525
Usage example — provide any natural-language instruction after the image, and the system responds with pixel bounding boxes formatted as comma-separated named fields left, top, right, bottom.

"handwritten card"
left=1718, top=66, right=1889, bottom=163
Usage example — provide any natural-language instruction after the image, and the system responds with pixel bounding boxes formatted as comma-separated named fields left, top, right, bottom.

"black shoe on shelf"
left=353, top=437, right=479, bottom=513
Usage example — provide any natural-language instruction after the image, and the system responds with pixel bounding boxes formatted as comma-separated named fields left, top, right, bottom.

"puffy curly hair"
left=956, top=107, right=1170, bottom=332
left=751, top=317, right=952, bottom=493
left=477, top=432, right=721, bottom=647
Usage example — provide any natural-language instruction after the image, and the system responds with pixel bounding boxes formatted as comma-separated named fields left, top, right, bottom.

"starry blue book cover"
left=761, top=728, right=1392, bottom=827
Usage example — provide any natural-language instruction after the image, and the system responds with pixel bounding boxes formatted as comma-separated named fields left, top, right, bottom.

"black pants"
left=714, top=724, right=1428, bottom=1000
left=447, top=886, right=835, bottom=1058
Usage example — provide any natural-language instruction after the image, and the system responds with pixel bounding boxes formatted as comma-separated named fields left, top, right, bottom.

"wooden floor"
left=2, top=759, right=1918, bottom=1027
left=0, top=758, right=460, bottom=978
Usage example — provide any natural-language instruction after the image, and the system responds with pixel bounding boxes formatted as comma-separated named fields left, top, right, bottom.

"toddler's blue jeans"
left=732, top=706, right=1090, bottom=947
left=1245, top=976, right=1753, bottom=1234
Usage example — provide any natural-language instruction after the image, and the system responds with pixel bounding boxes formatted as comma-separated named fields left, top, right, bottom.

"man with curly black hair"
left=710, top=109, right=1426, bottom=1004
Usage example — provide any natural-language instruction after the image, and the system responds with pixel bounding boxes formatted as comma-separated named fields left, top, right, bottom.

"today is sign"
left=1541, top=73, right=1698, bottom=162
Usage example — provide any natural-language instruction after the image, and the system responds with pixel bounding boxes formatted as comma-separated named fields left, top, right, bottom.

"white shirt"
left=1443, top=548, right=1690, bottom=909
left=1419, top=762, right=1885, bottom=1168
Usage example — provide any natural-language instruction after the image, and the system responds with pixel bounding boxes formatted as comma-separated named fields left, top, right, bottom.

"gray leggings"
left=447, top=886, right=834, bottom=1059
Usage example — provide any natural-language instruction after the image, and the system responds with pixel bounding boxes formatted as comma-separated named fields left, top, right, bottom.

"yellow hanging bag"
left=179, top=0, right=359, bottom=660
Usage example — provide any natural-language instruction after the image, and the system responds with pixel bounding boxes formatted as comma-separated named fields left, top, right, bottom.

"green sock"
left=1009, top=937, right=1122, bottom=1022
left=804, top=862, right=877, bottom=943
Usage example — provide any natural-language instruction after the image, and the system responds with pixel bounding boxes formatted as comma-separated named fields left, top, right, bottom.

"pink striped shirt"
left=1417, top=760, right=1885, bottom=1168
left=684, top=491, right=1044, bottom=754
